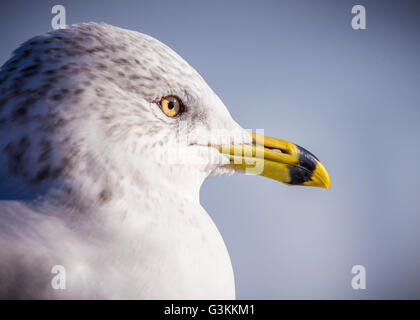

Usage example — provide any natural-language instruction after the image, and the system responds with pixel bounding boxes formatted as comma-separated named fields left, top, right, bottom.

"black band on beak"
left=287, top=145, right=321, bottom=185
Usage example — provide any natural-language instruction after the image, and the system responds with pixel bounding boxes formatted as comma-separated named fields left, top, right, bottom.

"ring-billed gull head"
left=0, top=23, right=251, bottom=206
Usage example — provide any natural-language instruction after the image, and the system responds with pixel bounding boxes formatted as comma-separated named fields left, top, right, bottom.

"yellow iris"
left=159, top=96, right=182, bottom=117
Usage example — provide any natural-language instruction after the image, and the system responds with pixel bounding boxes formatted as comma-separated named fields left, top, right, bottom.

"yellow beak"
left=214, top=133, right=330, bottom=189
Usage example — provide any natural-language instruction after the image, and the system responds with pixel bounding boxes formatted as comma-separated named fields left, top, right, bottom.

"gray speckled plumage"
left=0, top=23, right=250, bottom=299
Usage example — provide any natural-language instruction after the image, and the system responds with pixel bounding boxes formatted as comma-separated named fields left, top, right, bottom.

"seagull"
left=0, top=23, right=329, bottom=299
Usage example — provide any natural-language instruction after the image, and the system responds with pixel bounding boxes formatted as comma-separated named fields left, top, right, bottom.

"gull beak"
left=214, top=132, right=330, bottom=189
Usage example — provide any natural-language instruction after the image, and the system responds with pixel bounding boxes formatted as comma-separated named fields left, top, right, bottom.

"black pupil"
left=168, top=100, right=175, bottom=110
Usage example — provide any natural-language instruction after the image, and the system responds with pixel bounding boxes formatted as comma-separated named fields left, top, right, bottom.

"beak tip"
left=315, top=163, right=330, bottom=190
left=303, top=162, right=330, bottom=189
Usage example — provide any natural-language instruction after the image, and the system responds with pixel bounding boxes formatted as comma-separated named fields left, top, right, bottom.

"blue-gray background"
left=1, top=0, right=419, bottom=299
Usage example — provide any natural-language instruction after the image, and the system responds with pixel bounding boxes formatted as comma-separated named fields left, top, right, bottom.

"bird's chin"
left=208, top=165, right=235, bottom=178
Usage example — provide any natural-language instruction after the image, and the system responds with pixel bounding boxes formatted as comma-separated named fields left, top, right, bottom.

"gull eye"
left=157, top=95, right=183, bottom=117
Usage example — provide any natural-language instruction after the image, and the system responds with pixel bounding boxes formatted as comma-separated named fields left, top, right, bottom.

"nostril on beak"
left=264, top=146, right=286, bottom=154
